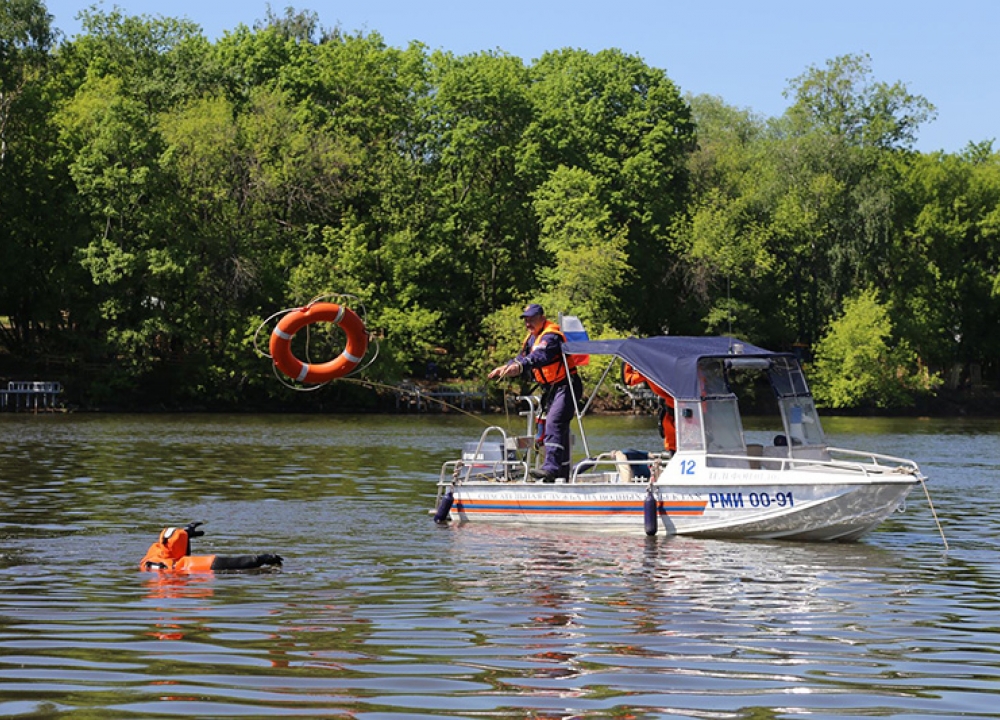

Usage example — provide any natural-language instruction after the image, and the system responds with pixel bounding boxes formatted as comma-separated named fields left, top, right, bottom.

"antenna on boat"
left=727, top=275, right=734, bottom=353
left=560, top=312, right=593, bottom=459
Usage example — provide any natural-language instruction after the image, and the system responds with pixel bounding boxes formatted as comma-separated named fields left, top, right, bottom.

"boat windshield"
left=768, top=357, right=826, bottom=448
left=768, top=356, right=810, bottom=396
left=673, top=356, right=826, bottom=458
left=675, top=396, right=750, bottom=457
left=778, top=396, right=826, bottom=447
left=687, top=359, right=748, bottom=460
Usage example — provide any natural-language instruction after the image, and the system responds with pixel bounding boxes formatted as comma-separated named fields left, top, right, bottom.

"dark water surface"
left=1, top=412, right=999, bottom=719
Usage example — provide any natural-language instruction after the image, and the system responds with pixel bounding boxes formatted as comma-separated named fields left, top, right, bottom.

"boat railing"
left=703, top=451, right=869, bottom=474
left=439, top=458, right=530, bottom=484
left=440, top=424, right=532, bottom=484
left=701, top=448, right=920, bottom=478
left=825, top=447, right=923, bottom=475
left=567, top=449, right=893, bottom=482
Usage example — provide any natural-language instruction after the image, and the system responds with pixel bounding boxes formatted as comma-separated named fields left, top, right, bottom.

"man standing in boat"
left=488, top=304, right=583, bottom=482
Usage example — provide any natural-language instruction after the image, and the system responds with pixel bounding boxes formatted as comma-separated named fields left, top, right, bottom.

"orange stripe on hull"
left=455, top=500, right=707, bottom=517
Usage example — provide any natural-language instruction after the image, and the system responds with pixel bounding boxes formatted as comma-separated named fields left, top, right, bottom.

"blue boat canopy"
left=562, top=336, right=790, bottom=401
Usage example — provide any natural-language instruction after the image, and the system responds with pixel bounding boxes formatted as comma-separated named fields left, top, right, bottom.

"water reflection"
left=0, top=414, right=998, bottom=718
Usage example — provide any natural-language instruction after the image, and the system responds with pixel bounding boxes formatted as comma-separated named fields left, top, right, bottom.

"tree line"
left=1, top=2, right=997, bottom=412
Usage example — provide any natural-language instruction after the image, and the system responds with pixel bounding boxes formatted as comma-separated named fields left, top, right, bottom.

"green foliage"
left=532, top=166, right=628, bottom=323
left=0, top=0, right=55, bottom=162
left=894, top=149, right=1000, bottom=369
left=416, top=50, right=535, bottom=327
left=522, top=48, right=695, bottom=333
left=0, top=0, right=86, bottom=357
left=810, top=289, right=940, bottom=408
left=784, top=53, right=936, bottom=150
left=682, top=56, right=943, bottom=355
left=1, top=11, right=998, bottom=411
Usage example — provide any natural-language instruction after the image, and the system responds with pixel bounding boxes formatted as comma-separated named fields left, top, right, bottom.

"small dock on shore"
left=615, top=382, right=659, bottom=411
left=394, top=382, right=488, bottom=412
left=0, top=381, right=64, bottom=412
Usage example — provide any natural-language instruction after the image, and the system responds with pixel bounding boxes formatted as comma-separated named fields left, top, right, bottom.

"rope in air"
left=341, top=376, right=494, bottom=426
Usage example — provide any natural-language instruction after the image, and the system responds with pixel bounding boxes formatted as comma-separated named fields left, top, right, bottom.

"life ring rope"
left=255, top=294, right=376, bottom=388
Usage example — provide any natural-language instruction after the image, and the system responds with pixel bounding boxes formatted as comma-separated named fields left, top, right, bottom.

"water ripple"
left=0, top=414, right=998, bottom=718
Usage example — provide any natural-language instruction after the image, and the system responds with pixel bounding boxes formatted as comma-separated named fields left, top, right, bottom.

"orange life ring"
left=269, top=302, right=368, bottom=383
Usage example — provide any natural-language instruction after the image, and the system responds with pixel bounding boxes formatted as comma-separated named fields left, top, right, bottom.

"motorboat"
left=433, top=336, right=933, bottom=542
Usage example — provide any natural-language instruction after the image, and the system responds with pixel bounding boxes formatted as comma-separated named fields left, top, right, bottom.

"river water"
left=1, top=412, right=998, bottom=719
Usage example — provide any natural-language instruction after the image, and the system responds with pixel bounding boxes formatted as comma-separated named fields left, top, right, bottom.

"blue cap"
left=520, top=303, right=544, bottom=318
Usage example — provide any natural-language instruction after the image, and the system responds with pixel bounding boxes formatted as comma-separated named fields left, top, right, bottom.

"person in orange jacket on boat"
left=488, top=303, right=584, bottom=482
left=623, top=363, right=677, bottom=454
left=139, top=522, right=283, bottom=572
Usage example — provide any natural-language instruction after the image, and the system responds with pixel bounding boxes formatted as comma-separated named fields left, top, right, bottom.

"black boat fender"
left=644, top=487, right=659, bottom=536
left=434, top=488, right=455, bottom=524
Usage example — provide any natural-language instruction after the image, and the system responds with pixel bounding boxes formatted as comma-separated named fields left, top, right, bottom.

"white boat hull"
left=442, top=467, right=918, bottom=541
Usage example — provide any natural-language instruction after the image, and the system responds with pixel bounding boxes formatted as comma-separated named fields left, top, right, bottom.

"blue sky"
left=43, top=0, right=998, bottom=154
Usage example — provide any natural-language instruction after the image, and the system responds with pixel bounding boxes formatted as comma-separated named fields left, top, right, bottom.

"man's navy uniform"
left=501, top=304, right=583, bottom=481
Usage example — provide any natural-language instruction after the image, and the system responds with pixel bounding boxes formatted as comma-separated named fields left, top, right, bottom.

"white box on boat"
left=462, top=442, right=518, bottom=464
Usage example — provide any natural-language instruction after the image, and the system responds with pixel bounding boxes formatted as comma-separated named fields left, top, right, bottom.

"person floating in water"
left=139, top=522, right=283, bottom=572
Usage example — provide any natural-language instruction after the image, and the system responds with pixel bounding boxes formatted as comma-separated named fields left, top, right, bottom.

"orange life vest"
left=622, top=363, right=646, bottom=388
left=139, top=527, right=217, bottom=573
left=623, top=363, right=676, bottom=451
left=623, top=362, right=671, bottom=402
left=522, top=320, right=577, bottom=385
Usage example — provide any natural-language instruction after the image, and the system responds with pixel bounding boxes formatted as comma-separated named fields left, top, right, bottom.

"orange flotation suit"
left=140, top=526, right=216, bottom=573
left=623, top=362, right=677, bottom=452
left=139, top=523, right=284, bottom=573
